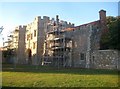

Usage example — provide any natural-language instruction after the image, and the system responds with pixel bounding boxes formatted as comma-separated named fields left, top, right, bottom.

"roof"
left=76, top=20, right=100, bottom=29
left=64, top=20, right=100, bottom=32
left=64, top=27, right=75, bottom=31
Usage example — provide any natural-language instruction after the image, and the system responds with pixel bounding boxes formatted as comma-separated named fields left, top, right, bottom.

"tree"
left=100, top=16, right=120, bottom=50
left=0, top=26, right=4, bottom=34
left=108, top=16, right=120, bottom=50
left=2, top=48, right=16, bottom=63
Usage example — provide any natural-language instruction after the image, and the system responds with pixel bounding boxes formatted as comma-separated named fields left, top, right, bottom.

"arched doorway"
left=26, top=48, right=32, bottom=65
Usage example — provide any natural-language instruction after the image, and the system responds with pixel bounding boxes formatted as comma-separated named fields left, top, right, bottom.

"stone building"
left=25, top=16, right=46, bottom=65
left=6, top=9, right=119, bottom=70
left=43, top=10, right=119, bottom=70
left=25, top=15, right=74, bottom=65
left=43, top=27, right=72, bottom=67
left=9, top=26, right=26, bottom=64
left=65, top=10, right=108, bottom=68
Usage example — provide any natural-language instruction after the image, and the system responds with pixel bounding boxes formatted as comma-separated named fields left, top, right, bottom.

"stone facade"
left=25, top=16, right=74, bottom=65
left=63, top=22, right=101, bottom=68
left=91, top=50, right=119, bottom=70
left=8, top=26, right=26, bottom=64
left=43, top=9, right=119, bottom=70
left=17, top=26, right=26, bottom=64
left=5, top=9, right=119, bottom=70
left=42, top=15, right=74, bottom=67
left=43, top=10, right=104, bottom=68
left=43, top=30, right=72, bottom=67
left=62, top=10, right=107, bottom=68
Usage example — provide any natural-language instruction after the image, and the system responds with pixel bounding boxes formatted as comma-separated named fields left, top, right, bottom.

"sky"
left=0, top=2, right=119, bottom=47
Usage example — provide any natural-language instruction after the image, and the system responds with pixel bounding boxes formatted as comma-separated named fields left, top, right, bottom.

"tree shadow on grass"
left=2, top=64, right=120, bottom=89
left=2, top=86, right=119, bottom=89
left=2, top=64, right=119, bottom=75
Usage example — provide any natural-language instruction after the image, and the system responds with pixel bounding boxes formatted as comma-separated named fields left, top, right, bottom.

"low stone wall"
left=91, top=50, right=119, bottom=70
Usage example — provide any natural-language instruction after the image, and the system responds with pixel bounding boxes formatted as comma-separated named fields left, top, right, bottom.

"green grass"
left=2, top=64, right=119, bottom=88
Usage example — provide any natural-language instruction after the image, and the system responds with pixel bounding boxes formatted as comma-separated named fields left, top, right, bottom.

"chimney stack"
left=56, top=15, right=59, bottom=25
left=99, top=10, right=108, bottom=35
left=99, top=9, right=106, bottom=24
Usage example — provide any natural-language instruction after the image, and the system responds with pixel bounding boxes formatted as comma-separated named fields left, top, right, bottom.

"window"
left=27, top=34, right=30, bottom=41
left=34, top=30, right=36, bottom=37
left=31, top=33, right=33, bottom=40
left=80, top=53, right=85, bottom=60
left=33, top=42, right=36, bottom=49
left=92, top=56, right=95, bottom=64
left=16, top=37, right=18, bottom=41
left=93, top=56, right=95, bottom=62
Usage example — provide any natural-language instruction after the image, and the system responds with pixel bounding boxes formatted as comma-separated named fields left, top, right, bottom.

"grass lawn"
left=2, top=64, right=119, bottom=88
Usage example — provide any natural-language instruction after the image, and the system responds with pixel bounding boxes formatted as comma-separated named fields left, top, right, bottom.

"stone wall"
left=25, top=16, right=75, bottom=65
left=68, top=25, right=90, bottom=67
left=91, top=50, right=119, bottom=70
left=18, top=26, right=26, bottom=64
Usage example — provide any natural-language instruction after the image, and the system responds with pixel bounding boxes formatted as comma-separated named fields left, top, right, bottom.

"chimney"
left=99, top=10, right=108, bottom=35
left=56, top=15, right=59, bottom=25
left=99, top=9, right=106, bottom=24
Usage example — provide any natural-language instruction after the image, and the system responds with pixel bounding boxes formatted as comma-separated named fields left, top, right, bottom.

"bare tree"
left=0, top=26, right=4, bottom=34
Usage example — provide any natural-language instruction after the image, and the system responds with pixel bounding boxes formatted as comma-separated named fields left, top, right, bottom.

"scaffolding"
left=43, top=15, right=72, bottom=68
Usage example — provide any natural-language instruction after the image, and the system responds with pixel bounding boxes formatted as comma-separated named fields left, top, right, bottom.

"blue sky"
left=0, top=2, right=118, bottom=26
left=0, top=2, right=118, bottom=47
